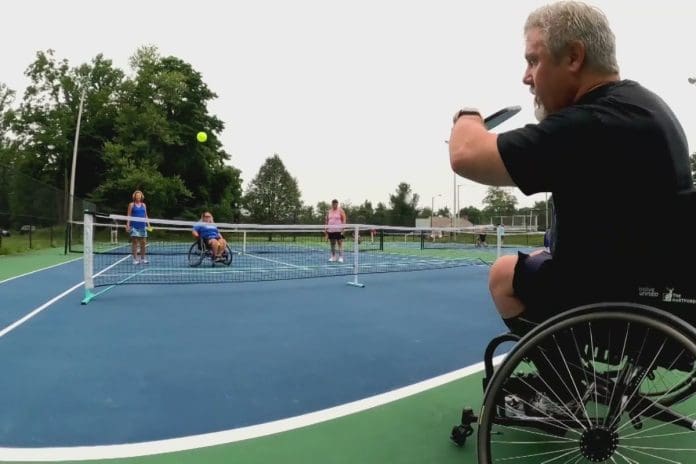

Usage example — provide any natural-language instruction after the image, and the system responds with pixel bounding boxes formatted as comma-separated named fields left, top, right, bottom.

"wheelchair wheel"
left=187, top=241, right=205, bottom=267
left=477, top=302, right=696, bottom=464
left=210, top=243, right=233, bottom=267
left=221, top=243, right=233, bottom=266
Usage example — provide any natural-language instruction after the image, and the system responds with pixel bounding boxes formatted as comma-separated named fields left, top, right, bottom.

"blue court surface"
left=0, top=257, right=505, bottom=457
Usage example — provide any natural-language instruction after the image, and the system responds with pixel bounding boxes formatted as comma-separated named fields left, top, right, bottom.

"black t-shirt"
left=498, top=80, right=692, bottom=279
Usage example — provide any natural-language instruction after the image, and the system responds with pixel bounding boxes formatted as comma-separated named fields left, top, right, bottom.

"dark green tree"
left=459, top=206, right=482, bottom=225
left=417, top=207, right=432, bottom=219
left=315, top=201, right=330, bottom=223
left=352, top=200, right=375, bottom=224
left=389, top=182, right=419, bottom=226
left=373, top=202, right=388, bottom=225
left=0, top=83, right=17, bottom=223
left=482, top=187, right=518, bottom=221
left=532, top=199, right=551, bottom=230
left=295, top=205, right=316, bottom=224
left=91, top=46, right=241, bottom=218
left=10, top=51, right=125, bottom=208
left=243, top=154, right=302, bottom=223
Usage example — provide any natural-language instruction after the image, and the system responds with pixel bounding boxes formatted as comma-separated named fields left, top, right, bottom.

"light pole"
left=68, top=87, right=86, bottom=224
left=444, top=140, right=457, bottom=229
left=457, top=184, right=465, bottom=225
left=452, top=173, right=457, bottom=228
left=431, top=194, right=442, bottom=228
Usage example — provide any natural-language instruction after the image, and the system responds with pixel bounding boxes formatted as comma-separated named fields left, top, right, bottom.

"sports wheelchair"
left=187, top=237, right=233, bottom=267
left=450, top=192, right=696, bottom=463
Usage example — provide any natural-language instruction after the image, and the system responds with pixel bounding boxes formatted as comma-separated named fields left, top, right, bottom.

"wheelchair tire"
left=210, top=243, right=233, bottom=267
left=221, top=243, right=233, bottom=266
left=187, top=241, right=205, bottom=267
left=477, top=302, right=696, bottom=464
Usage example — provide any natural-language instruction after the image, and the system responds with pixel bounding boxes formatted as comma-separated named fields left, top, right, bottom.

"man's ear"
left=566, top=40, right=586, bottom=72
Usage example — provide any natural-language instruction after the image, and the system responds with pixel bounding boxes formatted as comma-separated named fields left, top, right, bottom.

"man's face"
left=523, top=27, right=575, bottom=115
left=332, top=202, right=338, bottom=209
left=203, top=213, right=213, bottom=223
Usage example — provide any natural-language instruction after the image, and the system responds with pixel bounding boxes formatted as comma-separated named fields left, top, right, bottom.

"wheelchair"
left=450, top=292, right=696, bottom=463
left=449, top=190, right=696, bottom=463
left=187, top=237, right=233, bottom=267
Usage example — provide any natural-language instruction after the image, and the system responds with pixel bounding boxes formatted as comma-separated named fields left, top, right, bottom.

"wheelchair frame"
left=187, top=237, right=233, bottom=267
left=450, top=301, right=696, bottom=463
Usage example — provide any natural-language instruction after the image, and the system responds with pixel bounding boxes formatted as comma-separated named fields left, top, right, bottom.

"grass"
left=0, top=226, right=66, bottom=255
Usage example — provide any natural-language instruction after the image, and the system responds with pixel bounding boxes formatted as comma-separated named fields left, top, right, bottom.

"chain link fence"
left=0, top=165, right=95, bottom=254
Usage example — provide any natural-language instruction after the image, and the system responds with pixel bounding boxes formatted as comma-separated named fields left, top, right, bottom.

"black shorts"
left=512, top=251, right=572, bottom=322
left=327, top=232, right=344, bottom=241
left=513, top=251, right=639, bottom=322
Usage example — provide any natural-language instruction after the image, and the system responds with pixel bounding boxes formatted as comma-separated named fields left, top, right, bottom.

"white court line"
left=1, top=256, right=496, bottom=460
left=0, top=354, right=507, bottom=462
left=243, top=252, right=309, bottom=269
left=0, top=256, right=82, bottom=285
left=0, top=257, right=129, bottom=338
left=0, top=281, right=84, bottom=339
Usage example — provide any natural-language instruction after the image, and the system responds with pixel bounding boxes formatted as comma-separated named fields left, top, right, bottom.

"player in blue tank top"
left=126, top=190, right=150, bottom=265
left=192, top=211, right=228, bottom=262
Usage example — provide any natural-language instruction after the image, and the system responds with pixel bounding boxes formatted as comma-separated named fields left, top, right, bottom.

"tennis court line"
left=0, top=280, right=83, bottom=339
left=243, top=252, right=309, bottom=269
left=0, top=354, right=507, bottom=462
left=0, top=260, right=126, bottom=337
left=0, top=257, right=82, bottom=286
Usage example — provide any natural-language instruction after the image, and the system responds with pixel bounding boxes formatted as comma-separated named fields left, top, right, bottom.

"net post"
left=64, top=222, right=70, bottom=255
left=346, top=225, right=365, bottom=288
left=81, top=210, right=96, bottom=304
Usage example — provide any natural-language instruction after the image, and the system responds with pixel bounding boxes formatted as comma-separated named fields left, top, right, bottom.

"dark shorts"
left=512, top=251, right=568, bottom=322
left=327, top=232, right=344, bottom=241
left=513, top=251, right=640, bottom=323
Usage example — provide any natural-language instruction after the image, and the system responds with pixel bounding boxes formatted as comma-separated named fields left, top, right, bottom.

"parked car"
left=19, top=225, right=36, bottom=234
left=0, top=229, right=10, bottom=237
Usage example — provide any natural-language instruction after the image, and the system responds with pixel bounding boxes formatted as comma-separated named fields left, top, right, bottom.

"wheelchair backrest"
left=632, top=188, right=695, bottom=325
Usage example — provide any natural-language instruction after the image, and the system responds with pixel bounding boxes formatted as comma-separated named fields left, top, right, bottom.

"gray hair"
left=525, top=1, right=619, bottom=74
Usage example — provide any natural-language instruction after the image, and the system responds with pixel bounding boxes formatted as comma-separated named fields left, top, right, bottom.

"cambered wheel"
left=477, top=303, right=696, bottom=464
left=187, top=241, right=205, bottom=267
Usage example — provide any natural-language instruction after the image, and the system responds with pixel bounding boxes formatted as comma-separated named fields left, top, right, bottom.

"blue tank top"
left=130, top=202, right=147, bottom=230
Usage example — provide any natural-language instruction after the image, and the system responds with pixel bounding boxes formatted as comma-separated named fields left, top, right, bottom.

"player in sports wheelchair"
left=450, top=192, right=696, bottom=463
left=187, top=237, right=233, bottom=267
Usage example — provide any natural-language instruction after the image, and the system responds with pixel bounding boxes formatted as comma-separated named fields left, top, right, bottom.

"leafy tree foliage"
left=3, top=47, right=574, bottom=232
left=243, top=154, right=303, bottom=223
left=5, top=47, right=242, bottom=222
left=482, top=186, right=518, bottom=218
left=459, top=206, right=482, bottom=225
left=315, top=201, right=330, bottom=223
left=389, top=182, right=419, bottom=226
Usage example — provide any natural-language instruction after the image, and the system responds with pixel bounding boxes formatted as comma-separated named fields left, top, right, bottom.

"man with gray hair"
left=448, top=1, right=692, bottom=334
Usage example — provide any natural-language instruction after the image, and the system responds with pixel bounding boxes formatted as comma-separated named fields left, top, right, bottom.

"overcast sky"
left=3, top=1, right=695, bottom=215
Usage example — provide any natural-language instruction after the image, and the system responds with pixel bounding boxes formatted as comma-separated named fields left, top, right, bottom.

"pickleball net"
left=76, top=212, right=537, bottom=303
left=421, top=225, right=545, bottom=250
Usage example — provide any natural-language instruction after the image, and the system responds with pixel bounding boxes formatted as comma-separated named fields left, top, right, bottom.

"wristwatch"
left=453, top=108, right=482, bottom=124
